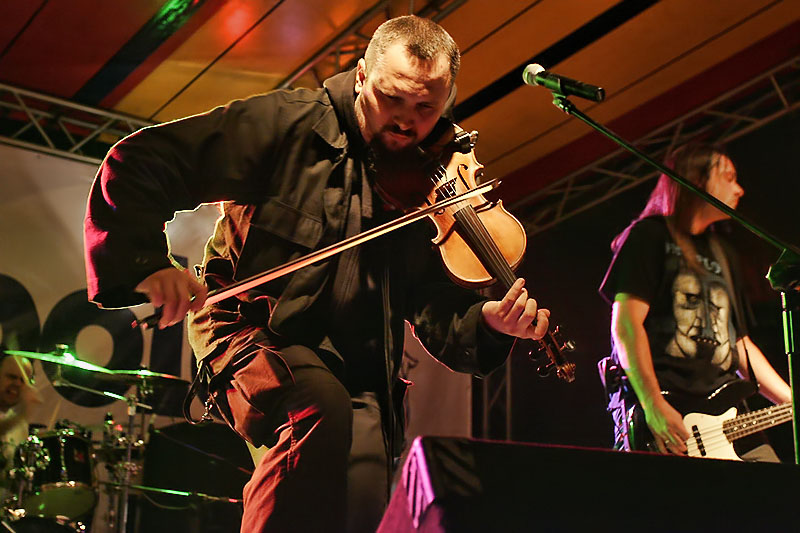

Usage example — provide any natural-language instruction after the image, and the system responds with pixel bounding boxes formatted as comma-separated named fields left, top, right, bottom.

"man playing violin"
left=84, top=15, right=549, bottom=533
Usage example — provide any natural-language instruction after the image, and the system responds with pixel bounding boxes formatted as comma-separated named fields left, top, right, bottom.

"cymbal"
left=4, top=349, right=114, bottom=376
left=103, top=368, right=189, bottom=388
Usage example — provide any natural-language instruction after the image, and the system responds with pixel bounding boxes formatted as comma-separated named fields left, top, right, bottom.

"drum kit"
left=0, top=348, right=243, bottom=533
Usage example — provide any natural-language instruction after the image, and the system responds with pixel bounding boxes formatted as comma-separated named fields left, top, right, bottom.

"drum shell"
left=7, top=516, right=77, bottom=532
left=16, top=429, right=96, bottom=519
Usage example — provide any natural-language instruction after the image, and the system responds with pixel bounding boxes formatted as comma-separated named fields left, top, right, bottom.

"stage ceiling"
left=1, top=0, right=798, bottom=208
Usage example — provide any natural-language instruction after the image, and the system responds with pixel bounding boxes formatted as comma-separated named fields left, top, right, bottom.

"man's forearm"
left=615, top=328, right=663, bottom=408
left=612, top=302, right=663, bottom=409
left=738, top=336, right=792, bottom=404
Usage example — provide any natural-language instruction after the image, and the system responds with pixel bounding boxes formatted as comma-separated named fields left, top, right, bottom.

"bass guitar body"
left=628, top=380, right=761, bottom=460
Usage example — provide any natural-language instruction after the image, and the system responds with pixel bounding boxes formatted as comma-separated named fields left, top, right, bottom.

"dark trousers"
left=212, top=340, right=389, bottom=533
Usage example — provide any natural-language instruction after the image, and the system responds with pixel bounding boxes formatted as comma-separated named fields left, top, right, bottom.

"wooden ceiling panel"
left=358, top=0, right=439, bottom=38
left=149, top=0, right=378, bottom=121
left=496, top=19, right=800, bottom=205
left=441, top=0, right=539, bottom=55
left=447, top=0, right=617, bottom=102
left=0, top=0, right=163, bottom=97
left=0, top=2, right=43, bottom=54
left=114, top=0, right=283, bottom=119
left=460, top=0, right=794, bottom=185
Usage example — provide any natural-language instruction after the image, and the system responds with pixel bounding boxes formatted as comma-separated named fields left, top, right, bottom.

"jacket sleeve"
left=405, top=238, right=515, bottom=377
left=411, top=287, right=515, bottom=377
left=84, top=95, right=285, bottom=308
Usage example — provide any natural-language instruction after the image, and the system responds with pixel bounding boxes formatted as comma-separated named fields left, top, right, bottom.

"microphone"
left=522, top=64, right=605, bottom=102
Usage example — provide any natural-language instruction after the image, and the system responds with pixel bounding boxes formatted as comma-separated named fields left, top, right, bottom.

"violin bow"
left=135, top=179, right=500, bottom=327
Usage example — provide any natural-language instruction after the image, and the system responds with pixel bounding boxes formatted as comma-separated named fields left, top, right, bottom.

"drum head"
left=23, top=482, right=95, bottom=520
left=6, top=516, right=76, bottom=532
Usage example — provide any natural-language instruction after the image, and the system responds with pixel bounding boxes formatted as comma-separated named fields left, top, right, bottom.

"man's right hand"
left=643, top=396, right=690, bottom=455
left=135, top=267, right=208, bottom=329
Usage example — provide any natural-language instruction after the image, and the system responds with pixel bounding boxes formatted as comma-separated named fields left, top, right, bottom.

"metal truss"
left=475, top=361, right=513, bottom=440
left=278, top=0, right=468, bottom=90
left=0, top=82, right=152, bottom=165
left=509, top=55, right=800, bottom=236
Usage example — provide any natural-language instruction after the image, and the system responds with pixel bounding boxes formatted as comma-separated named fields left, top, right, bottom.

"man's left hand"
left=481, top=278, right=550, bottom=340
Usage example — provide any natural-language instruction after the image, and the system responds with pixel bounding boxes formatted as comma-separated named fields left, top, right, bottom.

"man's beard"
left=366, top=137, right=431, bottom=210
left=379, top=123, right=417, bottom=146
left=367, top=135, right=420, bottom=171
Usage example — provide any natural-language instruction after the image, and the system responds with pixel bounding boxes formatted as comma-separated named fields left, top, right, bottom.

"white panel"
left=0, top=144, right=218, bottom=432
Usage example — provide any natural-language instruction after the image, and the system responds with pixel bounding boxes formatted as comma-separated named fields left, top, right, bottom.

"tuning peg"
left=453, top=130, right=478, bottom=153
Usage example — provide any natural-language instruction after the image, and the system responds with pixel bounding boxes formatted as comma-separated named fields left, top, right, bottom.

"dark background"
left=499, top=109, right=800, bottom=461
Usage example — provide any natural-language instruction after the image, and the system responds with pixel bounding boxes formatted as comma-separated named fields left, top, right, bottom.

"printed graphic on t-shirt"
left=665, top=265, right=734, bottom=371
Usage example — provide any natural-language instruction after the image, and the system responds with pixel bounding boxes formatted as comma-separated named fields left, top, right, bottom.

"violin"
left=375, top=124, right=576, bottom=382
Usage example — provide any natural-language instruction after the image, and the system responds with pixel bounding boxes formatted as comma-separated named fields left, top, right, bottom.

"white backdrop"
left=0, top=143, right=223, bottom=530
left=0, top=143, right=221, bottom=430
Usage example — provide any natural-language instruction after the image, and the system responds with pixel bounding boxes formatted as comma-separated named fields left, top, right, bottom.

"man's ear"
left=442, top=83, right=457, bottom=120
left=355, top=58, right=367, bottom=94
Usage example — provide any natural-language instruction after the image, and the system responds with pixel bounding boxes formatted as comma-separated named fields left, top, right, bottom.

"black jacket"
left=85, top=69, right=513, bottom=428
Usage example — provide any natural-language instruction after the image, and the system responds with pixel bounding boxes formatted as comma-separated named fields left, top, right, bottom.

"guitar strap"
left=709, top=233, right=758, bottom=391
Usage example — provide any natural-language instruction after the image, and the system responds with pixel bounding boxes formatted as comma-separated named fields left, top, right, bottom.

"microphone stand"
left=543, top=92, right=800, bottom=463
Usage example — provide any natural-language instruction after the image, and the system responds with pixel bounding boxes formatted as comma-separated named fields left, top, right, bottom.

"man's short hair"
left=365, top=15, right=460, bottom=83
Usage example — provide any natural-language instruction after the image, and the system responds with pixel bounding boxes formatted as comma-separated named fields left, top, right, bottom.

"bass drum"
left=6, top=517, right=77, bottom=532
left=15, top=428, right=96, bottom=520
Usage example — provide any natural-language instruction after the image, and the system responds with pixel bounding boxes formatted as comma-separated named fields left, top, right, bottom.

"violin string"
left=454, top=208, right=508, bottom=285
left=461, top=207, right=516, bottom=288
left=429, top=156, right=514, bottom=289
left=459, top=188, right=515, bottom=286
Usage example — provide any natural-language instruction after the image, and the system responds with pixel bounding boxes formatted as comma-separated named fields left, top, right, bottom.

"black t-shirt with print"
left=599, top=216, right=747, bottom=396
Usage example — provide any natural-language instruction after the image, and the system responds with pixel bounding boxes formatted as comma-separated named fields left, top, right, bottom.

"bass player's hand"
left=644, top=395, right=689, bottom=455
